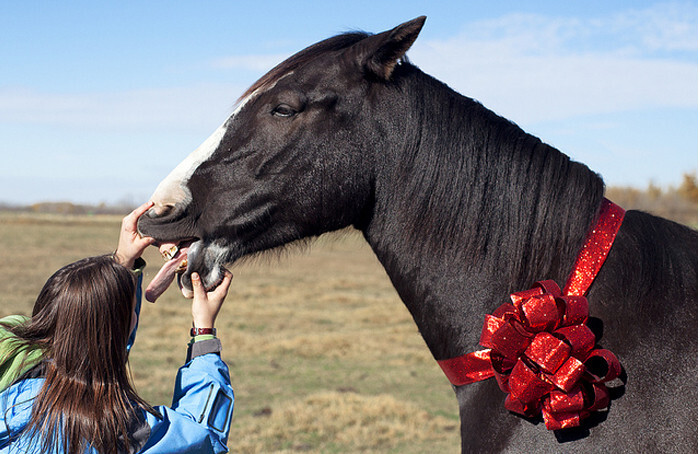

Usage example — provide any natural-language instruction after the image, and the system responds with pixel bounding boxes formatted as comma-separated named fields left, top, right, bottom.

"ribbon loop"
left=524, top=332, right=571, bottom=374
left=487, top=320, right=533, bottom=360
left=519, top=294, right=560, bottom=332
left=584, top=349, right=622, bottom=383
left=559, top=295, right=589, bottom=326
left=548, top=356, right=585, bottom=392
left=509, top=359, right=554, bottom=403
left=554, top=325, right=596, bottom=360
left=490, top=352, right=516, bottom=392
left=545, top=387, right=587, bottom=413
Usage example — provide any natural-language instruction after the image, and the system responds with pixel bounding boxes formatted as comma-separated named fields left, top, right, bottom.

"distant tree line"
left=605, top=172, right=697, bottom=227
left=0, top=201, right=135, bottom=216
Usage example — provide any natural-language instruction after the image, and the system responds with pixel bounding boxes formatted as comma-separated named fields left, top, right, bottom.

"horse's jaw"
left=177, top=240, right=230, bottom=296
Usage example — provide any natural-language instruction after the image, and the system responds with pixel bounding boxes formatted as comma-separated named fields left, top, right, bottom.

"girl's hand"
left=191, top=270, right=233, bottom=329
left=114, top=201, right=156, bottom=269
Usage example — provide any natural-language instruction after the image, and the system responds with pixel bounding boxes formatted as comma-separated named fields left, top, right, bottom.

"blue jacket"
left=0, top=261, right=234, bottom=453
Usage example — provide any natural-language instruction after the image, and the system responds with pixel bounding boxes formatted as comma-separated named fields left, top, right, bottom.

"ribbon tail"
left=563, top=199, right=625, bottom=296
left=438, top=349, right=495, bottom=386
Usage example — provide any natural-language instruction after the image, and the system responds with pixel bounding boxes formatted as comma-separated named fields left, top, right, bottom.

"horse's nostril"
left=148, top=203, right=175, bottom=218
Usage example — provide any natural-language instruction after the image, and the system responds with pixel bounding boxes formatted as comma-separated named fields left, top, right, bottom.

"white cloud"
left=0, top=83, right=246, bottom=133
left=410, top=45, right=696, bottom=125
left=407, top=5, right=697, bottom=126
left=607, top=2, right=698, bottom=53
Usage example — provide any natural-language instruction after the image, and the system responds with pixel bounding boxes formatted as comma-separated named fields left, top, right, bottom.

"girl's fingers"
left=123, top=201, right=155, bottom=228
left=219, top=271, right=233, bottom=291
left=192, top=272, right=207, bottom=300
left=140, top=236, right=157, bottom=246
left=210, top=271, right=233, bottom=296
left=132, top=201, right=155, bottom=218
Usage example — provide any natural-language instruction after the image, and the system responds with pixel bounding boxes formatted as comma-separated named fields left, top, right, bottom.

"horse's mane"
left=388, top=65, right=606, bottom=291
left=238, top=31, right=370, bottom=102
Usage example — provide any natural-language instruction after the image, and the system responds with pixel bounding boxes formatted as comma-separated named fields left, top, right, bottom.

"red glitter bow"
left=438, top=199, right=626, bottom=430
left=480, top=280, right=621, bottom=429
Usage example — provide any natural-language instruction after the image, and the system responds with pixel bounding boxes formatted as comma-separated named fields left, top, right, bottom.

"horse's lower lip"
left=176, top=240, right=228, bottom=295
left=178, top=271, right=224, bottom=295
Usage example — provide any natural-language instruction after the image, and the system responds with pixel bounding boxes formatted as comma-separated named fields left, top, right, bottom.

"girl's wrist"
left=192, top=317, right=215, bottom=329
left=112, top=250, right=134, bottom=269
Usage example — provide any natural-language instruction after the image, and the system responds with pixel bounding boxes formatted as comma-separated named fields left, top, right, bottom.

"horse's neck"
left=362, top=79, right=604, bottom=359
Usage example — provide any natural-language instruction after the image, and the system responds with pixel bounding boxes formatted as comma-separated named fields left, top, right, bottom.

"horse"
left=137, top=17, right=698, bottom=452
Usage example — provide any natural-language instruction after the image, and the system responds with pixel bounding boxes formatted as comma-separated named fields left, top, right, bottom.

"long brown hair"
left=5, top=255, right=155, bottom=454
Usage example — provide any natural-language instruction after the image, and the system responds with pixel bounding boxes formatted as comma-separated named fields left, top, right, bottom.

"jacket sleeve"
left=140, top=353, right=234, bottom=454
left=0, top=379, right=42, bottom=450
left=126, top=258, right=146, bottom=354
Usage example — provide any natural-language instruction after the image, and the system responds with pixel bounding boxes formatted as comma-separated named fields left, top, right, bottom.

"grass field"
left=0, top=212, right=460, bottom=453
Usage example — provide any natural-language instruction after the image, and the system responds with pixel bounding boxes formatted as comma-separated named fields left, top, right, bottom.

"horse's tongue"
left=145, top=245, right=187, bottom=303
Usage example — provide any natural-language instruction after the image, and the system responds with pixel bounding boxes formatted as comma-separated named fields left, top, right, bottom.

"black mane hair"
left=378, top=62, right=605, bottom=293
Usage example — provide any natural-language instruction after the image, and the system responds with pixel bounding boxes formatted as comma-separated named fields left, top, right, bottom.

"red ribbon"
left=438, top=199, right=625, bottom=431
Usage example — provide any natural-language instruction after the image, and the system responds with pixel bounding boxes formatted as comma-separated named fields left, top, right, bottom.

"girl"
left=0, top=202, right=234, bottom=453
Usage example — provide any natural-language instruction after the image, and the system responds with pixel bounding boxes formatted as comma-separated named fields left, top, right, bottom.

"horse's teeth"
left=161, top=245, right=179, bottom=261
left=176, top=259, right=188, bottom=273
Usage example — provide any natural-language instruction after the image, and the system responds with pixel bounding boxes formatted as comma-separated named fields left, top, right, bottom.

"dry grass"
left=235, top=391, right=457, bottom=453
left=0, top=212, right=460, bottom=453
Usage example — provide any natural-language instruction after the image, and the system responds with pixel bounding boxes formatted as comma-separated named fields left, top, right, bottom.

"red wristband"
left=190, top=327, right=216, bottom=337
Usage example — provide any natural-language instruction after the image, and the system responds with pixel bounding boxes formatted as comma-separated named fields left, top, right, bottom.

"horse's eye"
left=272, top=104, right=297, bottom=118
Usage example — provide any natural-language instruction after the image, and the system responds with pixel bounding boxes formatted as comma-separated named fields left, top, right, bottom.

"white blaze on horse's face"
left=149, top=122, right=226, bottom=215
left=148, top=91, right=258, bottom=216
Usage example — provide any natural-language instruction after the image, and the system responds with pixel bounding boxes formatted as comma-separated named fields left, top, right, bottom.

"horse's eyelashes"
left=272, top=104, right=297, bottom=118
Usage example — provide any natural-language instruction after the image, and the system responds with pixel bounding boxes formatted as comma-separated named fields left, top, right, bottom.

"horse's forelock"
left=237, top=31, right=370, bottom=103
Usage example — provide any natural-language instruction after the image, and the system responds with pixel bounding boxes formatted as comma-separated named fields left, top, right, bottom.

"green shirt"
left=0, top=315, right=43, bottom=393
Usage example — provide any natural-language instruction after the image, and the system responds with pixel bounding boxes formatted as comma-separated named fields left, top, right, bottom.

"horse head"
left=138, top=17, right=426, bottom=296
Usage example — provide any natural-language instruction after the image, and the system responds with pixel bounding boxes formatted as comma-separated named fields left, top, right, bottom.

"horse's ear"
left=351, top=16, right=426, bottom=81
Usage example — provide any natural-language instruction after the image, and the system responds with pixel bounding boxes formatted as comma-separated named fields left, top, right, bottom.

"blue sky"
left=0, top=1, right=697, bottom=205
